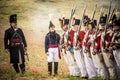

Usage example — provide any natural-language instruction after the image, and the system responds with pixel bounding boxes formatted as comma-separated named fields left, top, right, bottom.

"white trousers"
left=102, top=52, right=116, bottom=79
left=74, top=49, right=87, bottom=77
left=90, top=47, right=109, bottom=79
left=113, top=49, right=120, bottom=78
left=63, top=50, right=80, bottom=76
left=48, top=48, right=59, bottom=62
left=82, top=47, right=97, bottom=78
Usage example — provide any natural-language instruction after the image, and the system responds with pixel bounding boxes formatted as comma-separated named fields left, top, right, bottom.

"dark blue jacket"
left=45, top=31, right=60, bottom=53
left=4, top=26, right=27, bottom=63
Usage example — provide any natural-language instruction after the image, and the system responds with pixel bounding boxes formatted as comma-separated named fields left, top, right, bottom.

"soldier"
left=4, top=14, right=27, bottom=74
left=70, top=19, right=88, bottom=79
left=92, top=15, right=109, bottom=79
left=45, top=21, right=60, bottom=76
left=82, top=18, right=98, bottom=79
left=102, top=23, right=117, bottom=79
left=59, top=18, right=80, bottom=76
left=111, top=18, right=120, bottom=78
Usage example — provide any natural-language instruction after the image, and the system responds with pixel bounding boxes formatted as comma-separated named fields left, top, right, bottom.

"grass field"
left=0, top=0, right=120, bottom=80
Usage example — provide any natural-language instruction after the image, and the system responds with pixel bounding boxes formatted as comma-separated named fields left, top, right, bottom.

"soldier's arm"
left=58, top=34, right=60, bottom=44
left=20, top=29, right=27, bottom=47
left=45, top=35, right=49, bottom=53
left=4, top=30, right=9, bottom=49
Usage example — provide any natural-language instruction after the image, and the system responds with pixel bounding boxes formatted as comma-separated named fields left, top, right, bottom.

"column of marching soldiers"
left=45, top=4, right=120, bottom=80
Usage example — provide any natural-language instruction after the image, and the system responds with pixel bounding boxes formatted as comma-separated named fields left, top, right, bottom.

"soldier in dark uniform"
left=45, top=21, right=60, bottom=76
left=4, top=14, right=27, bottom=74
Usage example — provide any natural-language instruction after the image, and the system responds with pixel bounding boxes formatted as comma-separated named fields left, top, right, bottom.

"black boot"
left=13, top=63, right=20, bottom=73
left=48, top=62, right=52, bottom=75
left=20, top=63, right=25, bottom=74
left=54, top=62, right=58, bottom=76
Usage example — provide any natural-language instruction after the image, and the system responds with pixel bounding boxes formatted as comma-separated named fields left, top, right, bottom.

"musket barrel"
left=91, top=4, right=97, bottom=20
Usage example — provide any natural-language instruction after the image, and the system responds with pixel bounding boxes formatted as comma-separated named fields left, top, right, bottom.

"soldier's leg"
left=54, top=62, right=58, bottom=75
left=108, top=67, right=117, bottom=79
left=100, top=62, right=109, bottom=80
left=65, top=51, right=74, bottom=76
left=13, top=63, right=20, bottom=73
left=74, top=49, right=88, bottom=78
left=48, top=62, right=52, bottom=75
left=20, top=63, right=25, bottom=74
left=54, top=48, right=59, bottom=76
left=113, top=50, right=120, bottom=78
left=47, top=48, right=53, bottom=75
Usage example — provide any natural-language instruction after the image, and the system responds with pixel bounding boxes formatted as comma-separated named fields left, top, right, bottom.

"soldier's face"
left=62, top=26, right=66, bottom=31
left=107, top=27, right=113, bottom=31
left=74, top=25, right=78, bottom=31
left=99, top=29, right=104, bottom=33
left=113, top=26, right=120, bottom=32
left=49, top=26, right=55, bottom=32
left=92, top=28, right=96, bottom=32
left=11, top=22, right=17, bottom=27
left=62, top=25, right=68, bottom=31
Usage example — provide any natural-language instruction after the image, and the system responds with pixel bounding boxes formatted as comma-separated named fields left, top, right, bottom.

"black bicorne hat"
left=63, top=19, right=69, bottom=26
left=73, top=19, right=80, bottom=26
left=49, top=21, right=55, bottom=28
left=100, top=15, right=107, bottom=24
left=113, top=19, right=120, bottom=26
left=9, top=14, right=17, bottom=23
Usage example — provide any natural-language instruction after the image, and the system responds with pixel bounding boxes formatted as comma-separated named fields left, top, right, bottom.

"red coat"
left=69, top=29, right=74, bottom=47
left=106, top=32, right=114, bottom=48
left=69, top=30, right=85, bottom=47
left=78, top=31, right=85, bottom=47
left=83, top=30, right=93, bottom=48
left=95, top=33, right=101, bottom=50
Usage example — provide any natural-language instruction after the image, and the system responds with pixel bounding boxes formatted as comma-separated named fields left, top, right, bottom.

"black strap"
left=10, top=28, right=22, bottom=42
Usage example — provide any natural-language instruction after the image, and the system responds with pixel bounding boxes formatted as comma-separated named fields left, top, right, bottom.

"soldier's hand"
left=65, top=47, right=68, bottom=51
left=46, top=52, right=49, bottom=56
left=109, top=47, right=113, bottom=51
left=64, top=43, right=68, bottom=47
left=59, top=45, right=62, bottom=49
left=113, top=46, right=117, bottom=50
left=5, top=49, right=9, bottom=53
left=85, top=47, right=88, bottom=52
left=93, top=49, right=97, bottom=55
left=24, top=47, right=27, bottom=51
left=73, top=41, right=76, bottom=47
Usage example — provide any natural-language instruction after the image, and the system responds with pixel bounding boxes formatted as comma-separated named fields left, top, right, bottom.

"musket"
left=74, top=5, right=87, bottom=47
left=91, top=4, right=97, bottom=21
left=68, top=5, right=77, bottom=32
left=103, top=1, right=112, bottom=49
left=94, top=8, right=104, bottom=36
left=59, top=14, right=65, bottom=28
left=83, top=4, right=97, bottom=43
left=109, top=7, right=116, bottom=22
left=92, top=8, right=104, bottom=55
left=61, top=5, right=76, bottom=55
left=64, top=5, right=77, bottom=44
left=83, top=4, right=97, bottom=57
